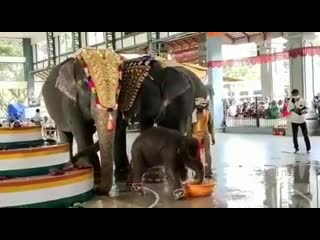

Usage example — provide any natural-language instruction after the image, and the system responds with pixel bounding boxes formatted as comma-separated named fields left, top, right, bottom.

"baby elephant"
left=129, top=127, right=204, bottom=200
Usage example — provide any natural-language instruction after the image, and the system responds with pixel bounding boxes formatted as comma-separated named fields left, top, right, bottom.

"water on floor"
left=84, top=133, right=320, bottom=208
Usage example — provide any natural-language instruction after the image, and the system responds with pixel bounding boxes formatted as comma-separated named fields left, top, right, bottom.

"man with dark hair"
left=289, top=89, right=311, bottom=153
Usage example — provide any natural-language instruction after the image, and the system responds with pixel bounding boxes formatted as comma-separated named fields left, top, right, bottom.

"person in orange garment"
left=191, top=97, right=215, bottom=179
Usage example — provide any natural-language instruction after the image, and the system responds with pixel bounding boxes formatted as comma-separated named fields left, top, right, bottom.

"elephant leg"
left=162, top=149, right=185, bottom=200
left=58, top=130, right=75, bottom=171
left=166, top=167, right=185, bottom=200
left=114, top=113, right=130, bottom=182
left=70, top=121, right=101, bottom=183
left=179, top=167, right=188, bottom=183
left=130, top=148, right=146, bottom=195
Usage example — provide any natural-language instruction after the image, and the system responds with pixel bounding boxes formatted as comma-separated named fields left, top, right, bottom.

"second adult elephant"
left=118, top=57, right=208, bottom=133
left=115, top=57, right=208, bottom=182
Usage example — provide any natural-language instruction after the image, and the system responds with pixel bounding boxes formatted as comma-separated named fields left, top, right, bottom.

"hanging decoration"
left=76, top=48, right=122, bottom=132
left=171, top=48, right=199, bottom=63
left=208, top=46, right=320, bottom=68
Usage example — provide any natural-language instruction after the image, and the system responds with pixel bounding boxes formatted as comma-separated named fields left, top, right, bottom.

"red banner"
left=208, top=46, right=320, bottom=68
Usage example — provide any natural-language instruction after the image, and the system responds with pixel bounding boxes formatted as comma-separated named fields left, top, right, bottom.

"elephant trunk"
left=91, top=97, right=116, bottom=195
left=193, top=166, right=204, bottom=184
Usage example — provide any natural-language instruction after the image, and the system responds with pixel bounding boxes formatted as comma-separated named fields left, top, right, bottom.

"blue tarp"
left=8, top=103, right=25, bottom=121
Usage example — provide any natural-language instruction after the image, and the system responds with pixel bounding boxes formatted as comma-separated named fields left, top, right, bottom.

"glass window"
left=36, top=41, right=48, bottom=61
left=87, top=32, right=105, bottom=46
left=0, top=63, right=25, bottom=82
left=60, top=32, right=73, bottom=54
left=0, top=83, right=28, bottom=118
left=0, top=38, right=23, bottom=57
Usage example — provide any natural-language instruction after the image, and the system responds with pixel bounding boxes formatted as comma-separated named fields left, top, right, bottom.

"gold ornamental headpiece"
left=77, top=48, right=122, bottom=110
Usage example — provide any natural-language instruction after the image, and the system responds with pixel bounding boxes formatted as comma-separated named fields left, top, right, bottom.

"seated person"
left=31, top=109, right=41, bottom=124
left=269, top=100, right=280, bottom=119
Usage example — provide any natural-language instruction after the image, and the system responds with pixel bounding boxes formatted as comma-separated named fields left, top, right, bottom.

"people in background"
left=269, top=100, right=280, bottom=119
left=228, top=100, right=237, bottom=117
left=313, top=93, right=320, bottom=115
left=289, top=89, right=311, bottom=154
left=278, top=99, right=284, bottom=110
left=282, top=98, right=290, bottom=118
left=192, top=97, right=215, bottom=179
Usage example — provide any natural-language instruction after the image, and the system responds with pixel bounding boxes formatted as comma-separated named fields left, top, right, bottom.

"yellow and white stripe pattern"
left=0, top=144, right=70, bottom=172
left=0, top=169, right=94, bottom=207
left=0, top=126, right=42, bottom=143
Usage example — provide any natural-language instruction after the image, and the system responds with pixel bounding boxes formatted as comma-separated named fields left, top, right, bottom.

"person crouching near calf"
left=192, top=98, right=215, bottom=179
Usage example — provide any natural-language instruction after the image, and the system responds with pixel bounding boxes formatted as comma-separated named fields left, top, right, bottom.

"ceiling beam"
left=224, top=33, right=235, bottom=43
left=242, top=32, right=250, bottom=42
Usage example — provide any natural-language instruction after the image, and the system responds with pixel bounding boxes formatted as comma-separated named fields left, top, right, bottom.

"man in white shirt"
left=289, top=89, right=311, bottom=153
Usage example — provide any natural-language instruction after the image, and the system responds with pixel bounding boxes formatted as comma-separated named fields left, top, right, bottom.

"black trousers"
left=291, top=122, right=311, bottom=151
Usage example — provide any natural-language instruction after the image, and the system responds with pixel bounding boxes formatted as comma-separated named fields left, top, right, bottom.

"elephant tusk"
left=147, top=74, right=154, bottom=81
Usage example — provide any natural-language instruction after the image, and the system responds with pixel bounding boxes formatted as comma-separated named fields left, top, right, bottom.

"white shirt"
left=228, top=105, right=237, bottom=117
left=289, top=98, right=307, bottom=124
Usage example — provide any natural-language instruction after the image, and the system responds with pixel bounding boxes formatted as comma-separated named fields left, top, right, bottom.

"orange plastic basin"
left=185, top=180, right=216, bottom=198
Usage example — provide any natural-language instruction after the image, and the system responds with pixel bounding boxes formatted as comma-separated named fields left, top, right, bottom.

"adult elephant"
left=116, top=56, right=208, bottom=182
left=119, top=57, right=208, bottom=132
left=42, top=49, right=122, bottom=195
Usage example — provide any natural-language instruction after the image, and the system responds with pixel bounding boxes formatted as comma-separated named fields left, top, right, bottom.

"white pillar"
left=207, top=32, right=224, bottom=129
left=260, top=44, right=274, bottom=99
left=287, top=32, right=317, bottom=117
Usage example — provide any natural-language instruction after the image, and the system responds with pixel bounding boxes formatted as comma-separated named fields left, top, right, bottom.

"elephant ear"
left=55, top=59, right=77, bottom=102
left=160, top=67, right=191, bottom=101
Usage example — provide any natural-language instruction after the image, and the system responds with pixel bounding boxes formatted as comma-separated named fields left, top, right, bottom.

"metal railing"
left=224, top=97, right=288, bottom=128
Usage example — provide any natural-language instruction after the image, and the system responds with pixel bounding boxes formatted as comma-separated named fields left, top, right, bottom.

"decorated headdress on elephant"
left=117, top=55, right=154, bottom=118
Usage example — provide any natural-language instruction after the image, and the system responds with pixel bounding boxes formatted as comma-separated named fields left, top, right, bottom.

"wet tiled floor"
left=84, top=133, right=320, bottom=208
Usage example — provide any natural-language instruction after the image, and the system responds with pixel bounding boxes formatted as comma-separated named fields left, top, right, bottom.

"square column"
left=207, top=32, right=223, bottom=129
left=23, top=38, right=34, bottom=99
left=287, top=32, right=318, bottom=118
left=260, top=45, right=274, bottom=99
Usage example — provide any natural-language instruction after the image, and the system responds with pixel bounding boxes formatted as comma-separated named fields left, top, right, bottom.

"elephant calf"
left=129, top=127, right=204, bottom=200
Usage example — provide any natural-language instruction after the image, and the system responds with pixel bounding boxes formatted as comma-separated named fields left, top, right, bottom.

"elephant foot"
left=114, top=182, right=131, bottom=192
left=173, top=188, right=186, bottom=200
left=142, top=167, right=165, bottom=183
left=75, top=161, right=93, bottom=169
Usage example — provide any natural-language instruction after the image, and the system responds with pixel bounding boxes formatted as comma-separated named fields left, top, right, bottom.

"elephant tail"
left=72, top=141, right=100, bottom=163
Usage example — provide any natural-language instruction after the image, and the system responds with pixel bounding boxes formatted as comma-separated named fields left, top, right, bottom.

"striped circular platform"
left=0, top=126, right=43, bottom=149
left=0, top=169, right=94, bottom=208
left=0, top=144, right=70, bottom=177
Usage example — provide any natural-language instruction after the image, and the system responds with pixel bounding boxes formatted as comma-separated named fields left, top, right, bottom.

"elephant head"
left=179, top=136, right=204, bottom=184
left=55, top=49, right=122, bottom=194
